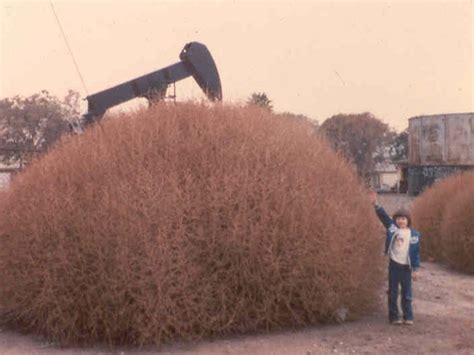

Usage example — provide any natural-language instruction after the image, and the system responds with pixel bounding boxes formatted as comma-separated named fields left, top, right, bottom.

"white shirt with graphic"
left=390, top=228, right=411, bottom=265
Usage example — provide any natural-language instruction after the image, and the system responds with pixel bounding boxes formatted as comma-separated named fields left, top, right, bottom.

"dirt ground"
left=1, top=194, right=473, bottom=354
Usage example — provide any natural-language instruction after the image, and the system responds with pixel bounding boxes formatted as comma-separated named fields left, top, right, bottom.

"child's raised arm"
left=369, top=191, right=394, bottom=230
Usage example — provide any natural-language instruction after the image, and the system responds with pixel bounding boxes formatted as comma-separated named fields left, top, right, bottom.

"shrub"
left=439, top=178, right=474, bottom=274
left=412, top=172, right=474, bottom=264
left=411, top=173, right=473, bottom=260
left=0, top=103, right=384, bottom=346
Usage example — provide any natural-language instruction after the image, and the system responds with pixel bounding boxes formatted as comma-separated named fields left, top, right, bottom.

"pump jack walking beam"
left=78, top=42, right=222, bottom=127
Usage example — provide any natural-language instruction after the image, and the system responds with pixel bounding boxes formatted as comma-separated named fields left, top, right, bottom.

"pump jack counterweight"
left=71, top=42, right=222, bottom=132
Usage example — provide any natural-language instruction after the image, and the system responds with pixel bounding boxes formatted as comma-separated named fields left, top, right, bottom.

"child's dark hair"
left=393, top=208, right=412, bottom=227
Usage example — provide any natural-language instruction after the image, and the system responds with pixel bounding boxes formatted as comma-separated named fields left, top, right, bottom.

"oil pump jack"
left=71, top=42, right=222, bottom=132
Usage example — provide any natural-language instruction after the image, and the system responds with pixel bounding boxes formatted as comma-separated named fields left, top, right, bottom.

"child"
left=370, top=192, right=421, bottom=325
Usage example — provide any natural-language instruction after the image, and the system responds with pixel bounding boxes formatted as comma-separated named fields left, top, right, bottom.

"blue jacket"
left=374, top=205, right=421, bottom=271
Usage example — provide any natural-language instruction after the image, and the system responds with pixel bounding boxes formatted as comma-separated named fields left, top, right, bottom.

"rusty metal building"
left=407, top=113, right=474, bottom=195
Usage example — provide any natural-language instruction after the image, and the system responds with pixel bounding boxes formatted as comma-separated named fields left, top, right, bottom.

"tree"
left=389, top=129, right=409, bottom=163
left=278, top=112, right=318, bottom=126
left=320, top=112, right=394, bottom=181
left=247, top=92, right=273, bottom=111
left=277, top=112, right=319, bottom=133
left=0, top=90, right=80, bottom=167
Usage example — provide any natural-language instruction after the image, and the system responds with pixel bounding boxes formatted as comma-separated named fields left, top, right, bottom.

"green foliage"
left=246, top=92, right=273, bottom=111
left=320, top=113, right=394, bottom=181
left=0, top=90, right=80, bottom=166
left=277, top=112, right=319, bottom=129
left=389, top=129, right=408, bottom=163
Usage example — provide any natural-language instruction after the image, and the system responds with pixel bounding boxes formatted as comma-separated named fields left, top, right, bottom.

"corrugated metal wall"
left=408, top=113, right=474, bottom=195
left=409, top=113, right=474, bottom=166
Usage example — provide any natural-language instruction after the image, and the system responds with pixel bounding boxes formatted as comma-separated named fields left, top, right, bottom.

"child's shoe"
left=390, top=319, right=402, bottom=325
left=403, top=320, right=414, bottom=325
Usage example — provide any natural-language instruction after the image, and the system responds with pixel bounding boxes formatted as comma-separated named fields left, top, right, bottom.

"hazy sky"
left=1, top=0, right=472, bottom=131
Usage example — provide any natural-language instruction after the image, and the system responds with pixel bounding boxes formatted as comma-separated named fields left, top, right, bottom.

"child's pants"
left=388, top=259, right=413, bottom=321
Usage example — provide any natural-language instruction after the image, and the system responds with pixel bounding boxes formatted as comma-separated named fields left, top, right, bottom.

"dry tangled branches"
left=0, top=103, right=384, bottom=346
left=412, top=172, right=474, bottom=273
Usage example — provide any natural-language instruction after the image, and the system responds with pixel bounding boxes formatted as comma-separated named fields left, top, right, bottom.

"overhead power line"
left=49, top=0, right=89, bottom=96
